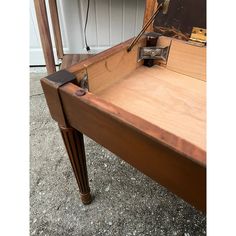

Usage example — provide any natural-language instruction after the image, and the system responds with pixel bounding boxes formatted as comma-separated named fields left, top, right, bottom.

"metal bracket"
left=79, top=73, right=89, bottom=91
left=45, top=69, right=76, bottom=87
left=139, top=46, right=170, bottom=63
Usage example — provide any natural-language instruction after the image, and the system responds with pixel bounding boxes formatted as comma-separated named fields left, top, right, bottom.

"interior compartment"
left=96, top=65, right=206, bottom=152
left=80, top=37, right=206, bottom=153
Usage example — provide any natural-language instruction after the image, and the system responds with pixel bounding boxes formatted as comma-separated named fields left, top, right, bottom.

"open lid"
left=153, top=0, right=206, bottom=41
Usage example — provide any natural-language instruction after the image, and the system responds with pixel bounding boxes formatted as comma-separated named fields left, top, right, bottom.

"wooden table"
left=41, top=37, right=206, bottom=212
left=40, top=0, right=206, bottom=212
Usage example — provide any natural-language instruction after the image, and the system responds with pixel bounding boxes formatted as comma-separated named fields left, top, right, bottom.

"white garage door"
left=30, top=0, right=146, bottom=66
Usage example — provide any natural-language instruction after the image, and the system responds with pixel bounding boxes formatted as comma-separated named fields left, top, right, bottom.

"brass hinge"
left=189, top=27, right=206, bottom=45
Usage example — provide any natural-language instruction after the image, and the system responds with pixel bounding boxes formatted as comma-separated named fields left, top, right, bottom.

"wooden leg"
left=49, top=0, right=64, bottom=59
left=59, top=126, right=92, bottom=205
left=34, top=0, right=56, bottom=74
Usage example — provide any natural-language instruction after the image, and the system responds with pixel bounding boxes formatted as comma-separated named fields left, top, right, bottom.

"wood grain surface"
left=167, top=40, right=206, bottom=81
left=57, top=82, right=206, bottom=210
left=87, top=43, right=143, bottom=93
left=48, top=0, right=64, bottom=59
left=61, top=54, right=94, bottom=70
left=154, top=0, right=206, bottom=39
left=97, top=65, right=206, bottom=153
left=60, top=126, right=92, bottom=204
left=68, top=38, right=145, bottom=71
left=34, top=0, right=56, bottom=74
left=156, top=37, right=206, bottom=81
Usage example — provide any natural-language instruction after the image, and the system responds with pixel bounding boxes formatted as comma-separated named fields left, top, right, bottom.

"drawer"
left=41, top=36, right=206, bottom=211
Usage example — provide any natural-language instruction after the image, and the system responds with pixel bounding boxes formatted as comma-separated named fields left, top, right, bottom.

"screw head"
left=75, top=88, right=86, bottom=96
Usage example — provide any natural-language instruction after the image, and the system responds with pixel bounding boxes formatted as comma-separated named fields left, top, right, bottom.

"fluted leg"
left=59, top=126, right=92, bottom=204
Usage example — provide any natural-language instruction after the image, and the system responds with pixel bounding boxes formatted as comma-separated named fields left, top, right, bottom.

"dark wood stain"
left=154, top=0, right=206, bottom=40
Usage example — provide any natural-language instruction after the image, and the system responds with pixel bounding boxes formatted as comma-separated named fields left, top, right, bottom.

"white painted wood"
left=30, top=0, right=145, bottom=65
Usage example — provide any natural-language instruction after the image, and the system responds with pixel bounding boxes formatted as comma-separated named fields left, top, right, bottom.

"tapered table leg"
left=59, top=126, right=92, bottom=204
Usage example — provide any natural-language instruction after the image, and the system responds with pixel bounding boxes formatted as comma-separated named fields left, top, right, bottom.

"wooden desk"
left=41, top=35, right=206, bottom=211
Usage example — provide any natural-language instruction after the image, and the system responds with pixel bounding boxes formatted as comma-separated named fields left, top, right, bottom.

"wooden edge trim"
left=40, top=70, right=77, bottom=126
left=60, top=83, right=206, bottom=166
left=67, top=37, right=145, bottom=74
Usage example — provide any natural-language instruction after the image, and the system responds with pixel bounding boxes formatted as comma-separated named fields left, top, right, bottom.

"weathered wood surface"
left=154, top=0, right=206, bottom=40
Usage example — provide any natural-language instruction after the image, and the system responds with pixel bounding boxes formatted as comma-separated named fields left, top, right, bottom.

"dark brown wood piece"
left=48, top=0, right=64, bottom=59
left=41, top=69, right=91, bottom=205
left=40, top=70, right=76, bottom=127
left=60, top=126, right=91, bottom=204
left=34, top=0, right=56, bottom=74
left=154, top=0, right=206, bottom=40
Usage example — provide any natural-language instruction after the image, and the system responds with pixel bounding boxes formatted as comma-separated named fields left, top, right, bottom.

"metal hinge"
left=138, top=46, right=170, bottom=63
left=189, top=27, right=206, bottom=46
left=79, top=73, right=89, bottom=91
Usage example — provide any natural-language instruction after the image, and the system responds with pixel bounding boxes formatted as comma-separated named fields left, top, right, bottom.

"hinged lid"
left=153, top=0, right=206, bottom=41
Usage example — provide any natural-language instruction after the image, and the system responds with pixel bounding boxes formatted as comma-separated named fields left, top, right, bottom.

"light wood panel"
left=61, top=54, right=94, bottom=69
left=167, top=40, right=206, bottom=81
left=157, top=37, right=206, bottom=81
left=86, top=40, right=145, bottom=93
left=97, top=65, right=206, bottom=152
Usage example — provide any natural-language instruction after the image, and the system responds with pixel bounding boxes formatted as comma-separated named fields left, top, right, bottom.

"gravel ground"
left=30, top=68, right=206, bottom=236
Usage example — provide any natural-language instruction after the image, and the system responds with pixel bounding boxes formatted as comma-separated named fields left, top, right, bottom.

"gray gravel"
left=30, top=68, right=206, bottom=236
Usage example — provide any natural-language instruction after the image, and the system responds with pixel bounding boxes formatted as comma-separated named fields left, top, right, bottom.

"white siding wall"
left=30, top=0, right=145, bottom=65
